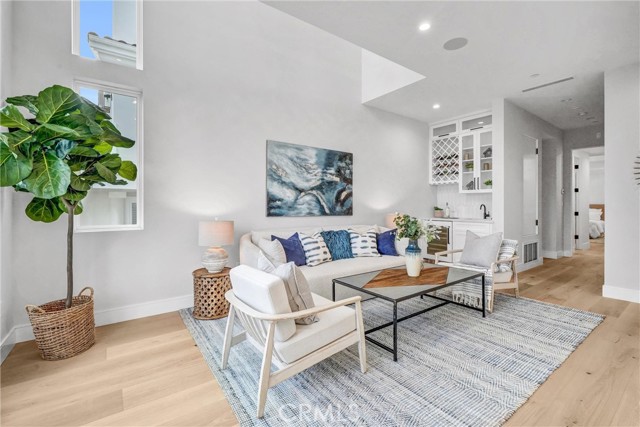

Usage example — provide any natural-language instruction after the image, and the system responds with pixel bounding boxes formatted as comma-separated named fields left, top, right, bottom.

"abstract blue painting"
left=266, top=140, right=353, bottom=217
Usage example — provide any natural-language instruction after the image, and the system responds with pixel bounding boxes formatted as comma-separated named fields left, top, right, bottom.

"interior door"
left=522, top=136, right=540, bottom=264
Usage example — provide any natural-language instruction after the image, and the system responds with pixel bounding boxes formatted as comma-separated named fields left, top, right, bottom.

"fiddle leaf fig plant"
left=0, top=85, right=137, bottom=308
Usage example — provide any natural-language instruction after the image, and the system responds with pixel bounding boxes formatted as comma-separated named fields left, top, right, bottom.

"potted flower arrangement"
left=484, top=179, right=493, bottom=188
left=0, top=85, right=137, bottom=360
left=393, top=214, right=439, bottom=277
left=434, top=206, right=444, bottom=218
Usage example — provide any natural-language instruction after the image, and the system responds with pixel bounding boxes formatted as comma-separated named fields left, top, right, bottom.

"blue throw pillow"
left=271, top=233, right=306, bottom=266
left=377, top=229, right=399, bottom=256
left=320, top=230, right=353, bottom=260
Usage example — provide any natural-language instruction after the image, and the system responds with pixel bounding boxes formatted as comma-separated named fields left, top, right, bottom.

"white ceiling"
left=265, top=1, right=639, bottom=130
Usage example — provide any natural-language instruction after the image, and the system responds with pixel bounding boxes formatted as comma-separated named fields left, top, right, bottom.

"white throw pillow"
left=257, top=252, right=318, bottom=325
left=348, top=228, right=381, bottom=257
left=258, top=238, right=286, bottom=266
left=298, top=232, right=333, bottom=267
left=589, top=209, right=602, bottom=221
left=459, top=231, right=503, bottom=269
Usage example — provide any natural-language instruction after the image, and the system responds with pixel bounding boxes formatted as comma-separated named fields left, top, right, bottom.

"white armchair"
left=435, top=239, right=519, bottom=312
left=221, top=265, right=367, bottom=418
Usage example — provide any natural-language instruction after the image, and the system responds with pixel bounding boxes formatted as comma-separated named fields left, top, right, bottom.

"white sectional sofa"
left=239, top=225, right=428, bottom=300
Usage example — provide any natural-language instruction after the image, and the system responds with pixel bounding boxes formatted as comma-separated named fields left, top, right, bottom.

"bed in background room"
left=589, top=204, right=605, bottom=239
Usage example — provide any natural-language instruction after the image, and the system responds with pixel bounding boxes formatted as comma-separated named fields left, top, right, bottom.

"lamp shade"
left=385, top=213, right=399, bottom=229
left=198, top=220, right=234, bottom=247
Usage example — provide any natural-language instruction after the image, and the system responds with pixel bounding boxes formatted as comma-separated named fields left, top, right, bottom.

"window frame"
left=73, top=78, right=144, bottom=233
left=71, top=0, right=144, bottom=70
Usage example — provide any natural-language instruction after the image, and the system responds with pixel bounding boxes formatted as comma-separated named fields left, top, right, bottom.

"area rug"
left=180, top=294, right=603, bottom=427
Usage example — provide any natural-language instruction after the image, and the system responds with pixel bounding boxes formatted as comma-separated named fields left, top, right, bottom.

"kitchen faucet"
left=480, top=204, right=490, bottom=219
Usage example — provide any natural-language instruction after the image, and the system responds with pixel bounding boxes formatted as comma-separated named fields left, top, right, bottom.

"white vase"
left=405, top=254, right=423, bottom=277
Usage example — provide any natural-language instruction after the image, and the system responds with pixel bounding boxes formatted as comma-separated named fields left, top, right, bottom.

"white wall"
left=435, top=184, right=491, bottom=220
left=0, top=0, right=15, bottom=361
left=589, top=164, right=604, bottom=204
left=495, top=99, right=564, bottom=268
left=562, top=125, right=604, bottom=254
left=7, top=1, right=435, bottom=342
left=603, top=62, right=640, bottom=303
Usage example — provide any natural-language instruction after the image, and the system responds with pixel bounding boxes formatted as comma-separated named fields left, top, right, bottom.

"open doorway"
left=572, top=147, right=605, bottom=254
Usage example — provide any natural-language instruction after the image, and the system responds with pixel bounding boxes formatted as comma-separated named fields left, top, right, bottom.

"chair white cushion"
left=229, top=265, right=296, bottom=342
left=460, top=231, right=503, bottom=269
left=257, top=253, right=318, bottom=325
left=496, top=239, right=518, bottom=273
left=274, top=294, right=356, bottom=364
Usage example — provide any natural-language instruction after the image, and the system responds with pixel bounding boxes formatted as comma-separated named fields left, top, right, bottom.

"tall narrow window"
left=72, top=0, right=143, bottom=70
left=74, top=80, right=143, bottom=232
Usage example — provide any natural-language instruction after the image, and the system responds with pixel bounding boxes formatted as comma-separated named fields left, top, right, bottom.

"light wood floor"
left=2, top=238, right=638, bottom=426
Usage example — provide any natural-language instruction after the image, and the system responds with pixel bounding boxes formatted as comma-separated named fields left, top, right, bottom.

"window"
left=74, top=79, right=143, bottom=232
left=72, top=0, right=143, bottom=70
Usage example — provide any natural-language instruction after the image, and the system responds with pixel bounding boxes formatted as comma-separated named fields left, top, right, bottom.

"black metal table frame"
left=332, top=270, right=486, bottom=362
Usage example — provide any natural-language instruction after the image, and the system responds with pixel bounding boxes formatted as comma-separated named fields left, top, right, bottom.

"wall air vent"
left=522, top=76, right=574, bottom=93
left=523, top=242, right=538, bottom=264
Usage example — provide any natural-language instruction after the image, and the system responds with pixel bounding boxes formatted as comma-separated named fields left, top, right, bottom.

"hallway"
left=506, top=238, right=640, bottom=426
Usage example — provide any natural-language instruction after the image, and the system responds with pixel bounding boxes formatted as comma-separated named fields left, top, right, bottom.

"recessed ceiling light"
left=478, top=121, right=484, bottom=124
left=419, top=22, right=431, bottom=31
left=530, top=73, right=540, bottom=78
left=570, top=106, right=581, bottom=110
left=561, top=98, right=572, bottom=102
left=433, top=104, right=441, bottom=109
left=579, top=112, right=587, bottom=116
left=443, top=37, right=468, bottom=51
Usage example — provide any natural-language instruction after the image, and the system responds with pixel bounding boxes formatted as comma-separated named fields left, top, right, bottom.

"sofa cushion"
left=274, top=294, right=355, bottom=364
left=258, top=238, right=286, bottom=266
left=348, top=228, right=380, bottom=257
left=271, top=233, right=306, bottom=266
left=377, top=228, right=399, bottom=256
left=299, top=232, right=333, bottom=266
left=460, top=231, right=503, bottom=269
left=229, top=265, right=295, bottom=342
left=300, top=256, right=405, bottom=299
left=320, top=230, right=353, bottom=260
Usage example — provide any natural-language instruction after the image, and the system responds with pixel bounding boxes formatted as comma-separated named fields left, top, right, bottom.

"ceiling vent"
left=522, top=76, right=574, bottom=93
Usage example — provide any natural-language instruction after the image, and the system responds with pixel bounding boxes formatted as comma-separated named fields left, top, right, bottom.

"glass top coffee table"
left=332, top=265, right=486, bottom=361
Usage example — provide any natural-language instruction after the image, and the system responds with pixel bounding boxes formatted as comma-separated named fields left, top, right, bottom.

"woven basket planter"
left=25, top=287, right=96, bottom=361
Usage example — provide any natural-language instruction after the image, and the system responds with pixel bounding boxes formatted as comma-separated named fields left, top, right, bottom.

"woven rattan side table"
left=192, top=267, right=232, bottom=320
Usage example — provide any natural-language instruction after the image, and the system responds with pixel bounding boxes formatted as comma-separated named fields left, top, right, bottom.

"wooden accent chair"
left=435, top=240, right=519, bottom=312
left=221, top=265, right=367, bottom=418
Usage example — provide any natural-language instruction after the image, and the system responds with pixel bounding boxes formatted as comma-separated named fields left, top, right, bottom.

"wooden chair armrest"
left=435, top=249, right=463, bottom=264
left=225, top=291, right=361, bottom=322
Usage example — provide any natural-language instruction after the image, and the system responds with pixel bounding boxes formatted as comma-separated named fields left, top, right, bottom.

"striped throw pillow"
left=298, top=232, right=333, bottom=267
left=349, top=228, right=381, bottom=257
left=497, top=239, right=518, bottom=272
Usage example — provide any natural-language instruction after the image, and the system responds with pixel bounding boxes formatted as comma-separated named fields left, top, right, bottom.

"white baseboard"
left=578, top=242, right=591, bottom=250
left=2, top=293, right=194, bottom=363
left=563, top=250, right=573, bottom=257
left=518, top=258, right=543, bottom=272
left=1, top=327, right=16, bottom=364
left=603, top=285, right=640, bottom=303
left=542, top=251, right=563, bottom=259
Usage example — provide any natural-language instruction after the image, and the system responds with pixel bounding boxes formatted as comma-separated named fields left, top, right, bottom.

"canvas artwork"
left=266, top=140, right=353, bottom=217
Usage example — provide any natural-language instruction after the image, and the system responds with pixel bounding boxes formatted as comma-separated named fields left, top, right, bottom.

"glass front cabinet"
left=429, top=112, right=492, bottom=194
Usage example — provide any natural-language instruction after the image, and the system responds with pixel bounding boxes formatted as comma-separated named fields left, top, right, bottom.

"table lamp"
left=385, top=212, right=399, bottom=229
left=198, top=220, right=234, bottom=273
